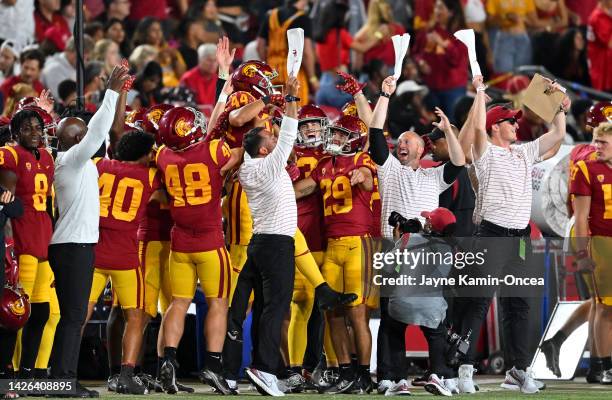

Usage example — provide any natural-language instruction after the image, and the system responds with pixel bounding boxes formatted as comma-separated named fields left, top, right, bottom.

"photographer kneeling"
left=368, top=76, right=465, bottom=396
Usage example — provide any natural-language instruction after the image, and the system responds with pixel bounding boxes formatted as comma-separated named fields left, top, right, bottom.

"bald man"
left=48, top=65, right=128, bottom=397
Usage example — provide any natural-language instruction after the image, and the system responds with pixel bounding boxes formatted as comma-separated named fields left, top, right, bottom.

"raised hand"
left=107, top=64, right=130, bottom=93
left=336, top=71, right=365, bottom=96
left=286, top=76, right=300, bottom=97
left=36, top=89, right=54, bottom=113
left=216, top=36, right=236, bottom=75
left=432, top=107, right=451, bottom=132
left=381, top=76, right=397, bottom=96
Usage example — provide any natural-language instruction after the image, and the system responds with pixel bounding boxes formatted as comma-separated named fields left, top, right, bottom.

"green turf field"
left=84, top=379, right=612, bottom=400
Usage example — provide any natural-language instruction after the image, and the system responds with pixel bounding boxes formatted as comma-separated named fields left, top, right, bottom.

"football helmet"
left=17, top=96, right=38, bottom=110
left=125, top=108, right=147, bottom=130
left=231, top=60, right=280, bottom=99
left=142, top=104, right=174, bottom=144
left=1, top=239, right=30, bottom=331
left=297, top=104, right=328, bottom=148
left=341, top=100, right=374, bottom=117
left=324, top=115, right=367, bottom=155
left=19, top=105, right=58, bottom=150
left=158, top=106, right=207, bottom=150
left=586, top=101, right=612, bottom=128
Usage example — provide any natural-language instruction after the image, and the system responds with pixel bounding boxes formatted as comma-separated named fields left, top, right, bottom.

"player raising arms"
left=294, top=115, right=376, bottom=394
left=0, top=107, right=56, bottom=379
left=156, top=106, right=236, bottom=395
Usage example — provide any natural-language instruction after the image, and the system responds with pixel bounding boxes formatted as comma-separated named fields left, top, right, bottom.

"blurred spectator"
left=362, top=59, right=388, bottom=103
left=179, top=43, right=218, bottom=107
left=399, top=58, right=420, bottom=82
left=388, top=80, right=432, bottom=138
left=313, top=0, right=354, bottom=108
left=412, top=0, right=468, bottom=116
left=535, top=0, right=569, bottom=31
left=132, top=16, right=186, bottom=87
left=186, top=0, right=225, bottom=44
left=131, top=60, right=164, bottom=108
left=586, top=0, right=612, bottom=92
left=551, top=28, right=591, bottom=85
left=453, top=95, right=474, bottom=127
left=517, top=105, right=548, bottom=141
left=178, top=18, right=207, bottom=70
left=104, top=18, right=130, bottom=57
left=42, top=35, right=95, bottom=98
left=128, top=0, right=168, bottom=24
left=84, top=21, right=105, bottom=43
left=565, top=0, right=598, bottom=26
left=40, top=25, right=72, bottom=56
left=128, top=44, right=159, bottom=72
left=464, top=0, right=493, bottom=79
left=0, top=40, right=19, bottom=86
left=257, top=0, right=317, bottom=105
left=567, top=98, right=594, bottom=141
left=531, top=0, right=569, bottom=71
left=353, top=0, right=406, bottom=70
left=413, top=0, right=435, bottom=31
left=487, top=0, right=542, bottom=73
left=0, top=0, right=35, bottom=47
left=61, top=0, right=76, bottom=31
left=83, top=61, right=105, bottom=110
left=0, top=49, right=45, bottom=107
left=35, top=0, right=71, bottom=44
left=57, top=78, right=77, bottom=109
left=216, top=0, right=250, bottom=46
left=92, top=39, right=121, bottom=76
left=1, top=82, right=37, bottom=117
left=96, top=0, right=131, bottom=24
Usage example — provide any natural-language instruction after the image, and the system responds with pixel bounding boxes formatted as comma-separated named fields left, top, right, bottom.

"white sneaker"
left=443, top=378, right=460, bottom=394
left=457, top=364, right=476, bottom=394
left=384, top=379, right=411, bottom=396
left=500, top=367, right=539, bottom=394
left=602, top=368, right=612, bottom=385
left=226, top=379, right=239, bottom=394
left=246, top=367, right=285, bottom=396
left=377, top=379, right=394, bottom=395
left=424, top=374, right=452, bottom=396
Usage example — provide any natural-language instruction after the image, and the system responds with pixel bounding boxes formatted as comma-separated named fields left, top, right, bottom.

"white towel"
left=286, top=28, right=304, bottom=78
left=453, top=29, right=482, bottom=77
left=392, top=33, right=410, bottom=79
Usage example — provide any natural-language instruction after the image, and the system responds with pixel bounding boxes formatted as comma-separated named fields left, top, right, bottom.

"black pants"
left=451, top=221, right=531, bottom=370
left=249, top=234, right=295, bottom=375
left=377, top=298, right=451, bottom=380
left=48, top=243, right=95, bottom=378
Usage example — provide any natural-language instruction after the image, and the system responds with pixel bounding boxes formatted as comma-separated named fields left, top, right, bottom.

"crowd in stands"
left=0, top=0, right=610, bottom=140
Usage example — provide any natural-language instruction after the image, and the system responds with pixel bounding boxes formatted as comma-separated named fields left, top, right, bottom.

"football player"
left=294, top=115, right=376, bottom=393
left=0, top=107, right=56, bottom=379
left=84, top=130, right=163, bottom=394
left=156, top=106, right=235, bottom=395
left=570, top=122, right=612, bottom=384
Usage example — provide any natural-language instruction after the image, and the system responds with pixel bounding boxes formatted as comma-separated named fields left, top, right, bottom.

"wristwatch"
left=379, top=91, right=391, bottom=98
left=285, top=95, right=301, bottom=103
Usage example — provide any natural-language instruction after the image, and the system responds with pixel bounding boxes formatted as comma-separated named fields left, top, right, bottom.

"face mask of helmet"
left=325, top=126, right=362, bottom=155
left=252, top=70, right=281, bottom=97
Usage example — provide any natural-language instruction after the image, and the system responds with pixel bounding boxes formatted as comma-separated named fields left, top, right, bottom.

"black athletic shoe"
left=322, top=378, right=355, bottom=394
left=117, top=374, right=148, bottom=395
left=107, top=374, right=119, bottom=392
left=352, top=373, right=373, bottom=394
left=199, top=368, right=234, bottom=395
left=412, top=371, right=431, bottom=386
left=540, top=339, right=562, bottom=377
left=316, top=283, right=358, bottom=311
left=176, top=382, right=195, bottom=393
left=160, top=359, right=179, bottom=394
left=586, top=368, right=603, bottom=384
left=136, top=373, right=162, bottom=393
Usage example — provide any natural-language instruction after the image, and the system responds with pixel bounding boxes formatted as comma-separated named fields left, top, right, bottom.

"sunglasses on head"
left=496, top=117, right=517, bottom=125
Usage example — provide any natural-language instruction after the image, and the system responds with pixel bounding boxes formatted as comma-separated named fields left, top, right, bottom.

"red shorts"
left=95, top=228, right=140, bottom=270
left=12, top=210, right=52, bottom=259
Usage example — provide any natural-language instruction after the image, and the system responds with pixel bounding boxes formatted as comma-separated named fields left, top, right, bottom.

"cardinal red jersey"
left=94, top=158, right=162, bottom=270
left=310, top=152, right=375, bottom=239
left=156, top=139, right=231, bottom=252
left=570, top=159, right=612, bottom=236
left=568, top=144, right=598, bottom=215
left=295, top=146, right=326, bottom=251
left=218, top=91, right=270, bottom=149
left=137, top=201, right=173, bottom=242
left=0, top=145, right=54, bottom=258
left=370, top=175, right=382, bottom=238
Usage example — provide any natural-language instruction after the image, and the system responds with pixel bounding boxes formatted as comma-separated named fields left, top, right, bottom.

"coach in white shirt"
left=451, top=76, right=570, bottom=394
left=367, top=76, right=465, bottom=392
left=48, top=66, right=128, bottom=394
left=238, top=77, right=299, bottom=396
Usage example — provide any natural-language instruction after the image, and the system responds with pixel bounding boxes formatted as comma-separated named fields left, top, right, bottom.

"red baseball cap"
left=485, top=105, right=522, bottom=133
left=421, top=207, right=456, bottom=234
left=44, top=26, right=71, bottom=52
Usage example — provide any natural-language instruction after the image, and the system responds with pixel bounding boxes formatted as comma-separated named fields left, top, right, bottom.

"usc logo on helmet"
left=148, top=108, right=164, bottom=124
left=8, top=297, right=26, bottom=316
left=174, top=118, right=192, bottom=137
left=603, top=105, right=612, bottom=121
left=242, top=64, right=259, bottom=78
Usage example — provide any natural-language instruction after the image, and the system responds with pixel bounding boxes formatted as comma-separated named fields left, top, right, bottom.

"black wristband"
left=262, top=95, right=271, bottom=105
left=379, top=91, right=391, bottom=98
left=285, top=95, right=300, bottom=103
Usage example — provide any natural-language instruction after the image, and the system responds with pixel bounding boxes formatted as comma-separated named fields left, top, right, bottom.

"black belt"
left=480, top=220, right=530, bottom=237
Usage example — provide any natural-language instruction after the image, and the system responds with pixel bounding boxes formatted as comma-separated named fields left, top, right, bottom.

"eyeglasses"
left=496, top=117, right=517, bottom=125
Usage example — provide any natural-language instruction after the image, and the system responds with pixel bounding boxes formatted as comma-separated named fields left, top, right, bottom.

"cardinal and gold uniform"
left=0, top=145, right=59, bottom=371
left=367, top=175, right=382, bottom=309
left=88, top=158, right=161, bottom=309
left=310, top=152, right=375, bottom=306
left=570, top=159, right=612, bottom=305
left=156, top=140, right=232, bottom=299
left=138, top=201, right=173, bottom=317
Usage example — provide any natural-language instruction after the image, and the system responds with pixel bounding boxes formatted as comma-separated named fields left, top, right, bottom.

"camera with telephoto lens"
left=445, top=327, right=471, bottom=367
left=388, top=211, right=423, bottom=234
